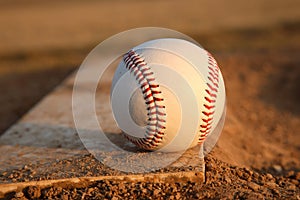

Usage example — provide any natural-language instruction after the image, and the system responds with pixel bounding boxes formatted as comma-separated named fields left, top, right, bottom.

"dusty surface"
left=1, top=155, right=299, bottom=199
left=0, top=0, right=300, bottom=199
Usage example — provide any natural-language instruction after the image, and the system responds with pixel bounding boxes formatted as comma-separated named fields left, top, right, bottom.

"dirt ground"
left=0, top=0, right=299, bottom=199
left=1, top=154, right=299, bottom=199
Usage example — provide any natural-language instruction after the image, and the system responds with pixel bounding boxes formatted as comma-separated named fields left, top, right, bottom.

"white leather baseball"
left=110, top=38, right=226, bottom=152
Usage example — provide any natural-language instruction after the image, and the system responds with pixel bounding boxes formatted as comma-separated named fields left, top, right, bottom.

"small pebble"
left=15, top=191, right=24, bottom=198
left=175, top=192, right=181, bottom=199
left=290, top=179, right=299, bottom=185
left=225, top=176, right=232, bottom=184
left=248, top=182, right=260, bottom=191
left=287, top=184, right=296, bottom=191
left=287, top=171, right=295, bottom=178
left=272, top=165, right=282, bottom=173
left=296, top=172, right=300, bottom=180
left=153, top=189, right=160, bottom=196
left=272, top=188, right=280, bottom=195
left=265, top=182, right=277, bottom=189
left=266, top=173, right=273, bottom=179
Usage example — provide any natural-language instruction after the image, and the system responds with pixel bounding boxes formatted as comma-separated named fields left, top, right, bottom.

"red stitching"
left=153, top=97, right=164, bottom=101
left=156, top=124, right=166, bottom=129
left=143, top=72, right=154, bottom=76
left=205, top=89, right=217, bottom=98
left=208, top=72, right=219, bottom=83
left=202, top=111, right=215, bottom=116
left=204, top=104, right=215, bottom=109
left=208, top=66, right=219, bottom=77
left=148, top=117, right=166, bottom=123
left=205, top=96, right=216, bottom=103
left=200, top=122, right=212, bottom=128
left=207, top=83, right=218, bottom=93
left=146, top=78, right=156, bottom=82
left=146, top=99, right=155, bottom=104
left=140, top=68, right=149, bottom=73
left=208, top=77, right=219, bottom=87
left=148, top=111, right=165, bottom=116
left=147, top=105, right=165, bottom=110
left=133, top=69, right=139, bottom=76
left=140, top=83, right=148, bottom=88
left=152, top=137, right=162, bottom=143
left=136, top=73, right=143, bottom=80
left=132, top=57, right=142, bottom=63
left=199, top=51, right=220, bottom=143
left=142, top=87, right=151, bottom=93
left=202, top=118, right=213, bottom=123
left=156, top=132, right=164, bottom=136
left=147, top=127, right=157, bottom=133
left=200, top=126, right=212, bottom=132
left=123, top=50, right=167, bottom=150
left=144, top=93, right=153, bottom=99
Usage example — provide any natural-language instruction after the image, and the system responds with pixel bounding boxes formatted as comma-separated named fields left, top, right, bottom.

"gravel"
left=1, top=155, right=299, bottom=199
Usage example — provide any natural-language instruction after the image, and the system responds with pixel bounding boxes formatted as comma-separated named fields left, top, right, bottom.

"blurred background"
left=0, top=0, right=299, bottom=172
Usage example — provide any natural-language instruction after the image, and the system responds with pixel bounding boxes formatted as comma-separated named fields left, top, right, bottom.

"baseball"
left=110, top=38, right=226, bottom=152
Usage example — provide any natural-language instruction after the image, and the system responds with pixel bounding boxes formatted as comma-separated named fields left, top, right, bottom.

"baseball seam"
left=199, top=51, right=220, bottom=143
left=123, top=50, right=167, bottom=150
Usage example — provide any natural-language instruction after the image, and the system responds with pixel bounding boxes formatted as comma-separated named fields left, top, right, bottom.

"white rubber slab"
left=0, top=62, right=204, bottom=174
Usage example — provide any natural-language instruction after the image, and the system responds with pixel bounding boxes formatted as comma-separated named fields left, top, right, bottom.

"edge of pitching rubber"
left=0, top=171, right=204, bottom=198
